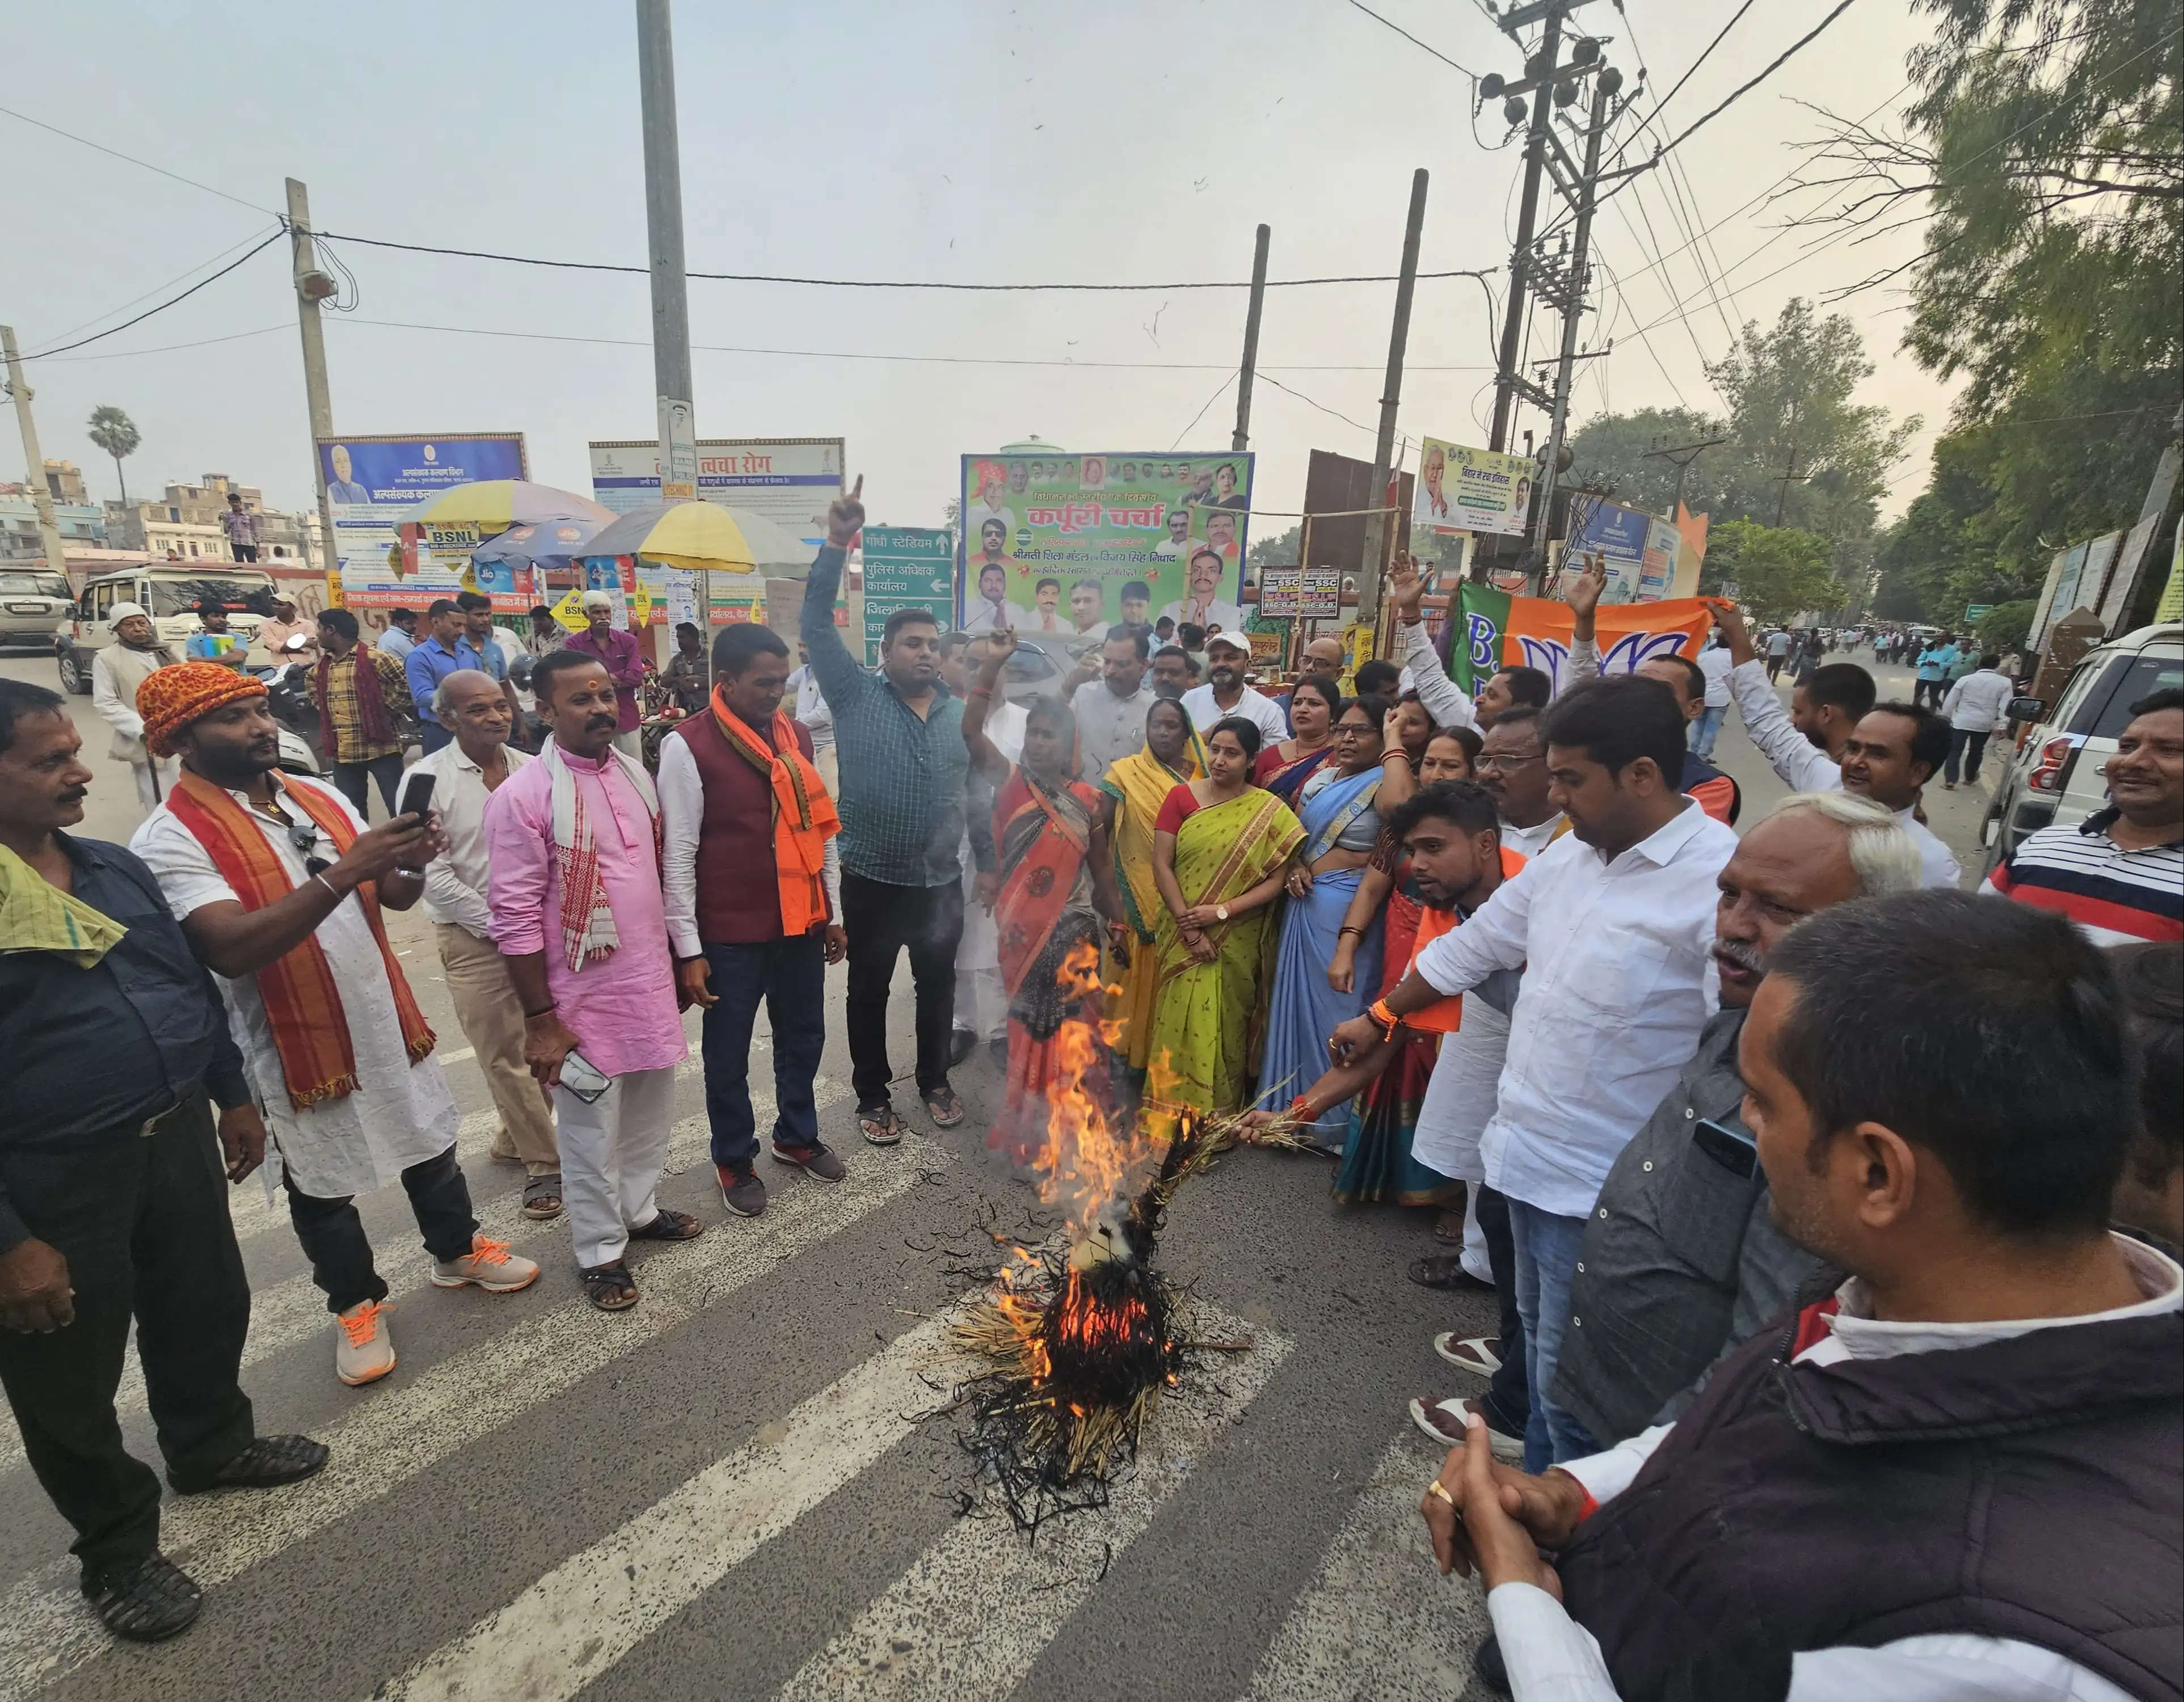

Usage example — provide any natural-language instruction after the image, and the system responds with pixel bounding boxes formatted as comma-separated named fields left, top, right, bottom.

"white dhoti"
left=953, top=826, right=1007, bottom=1042
left=555, top=1066, right=678, bottom=1269
left=1415, top=1003, right=1510, bottom=1284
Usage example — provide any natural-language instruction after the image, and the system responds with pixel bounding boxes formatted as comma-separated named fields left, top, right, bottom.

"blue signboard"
left=317, top=433, right=527, bottom=607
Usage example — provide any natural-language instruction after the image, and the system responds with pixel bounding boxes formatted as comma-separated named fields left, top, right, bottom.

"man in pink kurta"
left=484, top=651, right=701, bottom=1309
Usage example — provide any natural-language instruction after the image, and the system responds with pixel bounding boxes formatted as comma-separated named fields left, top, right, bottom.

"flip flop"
left=921, top=1086, right=965, bottom=1129
left=1407, top=1253, right=1494, bottom=1292
left=858, top=1106, right=905, bottom=1146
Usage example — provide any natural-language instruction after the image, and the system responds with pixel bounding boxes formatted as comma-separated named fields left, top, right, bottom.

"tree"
left=1566, top=406, right=1731, bottom=516
left=1247, top=523, right=1301, bottom=567
left=86, top=406, right=140, bottom=504
left=1704, top=519, right=1842, bottom=622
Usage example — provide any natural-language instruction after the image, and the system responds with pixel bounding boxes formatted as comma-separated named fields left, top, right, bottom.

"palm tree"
left=85, top=405, right=141, bottom=504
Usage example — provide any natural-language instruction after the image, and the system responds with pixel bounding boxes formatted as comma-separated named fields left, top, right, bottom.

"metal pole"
left=1, top=326, right=70, bottom=581
left=1232, top=224, right=1270, bottom=453
left=636, top=0, right=697, bottom=506
left=1487, top=2, right=1565, bottom=453
left=285, top=179, right=341, bottom=582
left=1357, top=168, right=1429, bottom=627
left=1528, top=82, right=1610, bottom=580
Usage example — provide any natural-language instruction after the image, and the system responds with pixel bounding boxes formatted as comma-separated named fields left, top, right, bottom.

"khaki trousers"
left=435, top=923, right=559, bottom=1176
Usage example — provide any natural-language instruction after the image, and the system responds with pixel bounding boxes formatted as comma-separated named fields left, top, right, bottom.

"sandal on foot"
left=168, top=1433, right=329, bottom=1495
left=1431, top=1206, right=1467, bottom=1244
left=580, top=1261, right=639, bottom=1311
left=521, top=1174, right=565, bottom=1221
left=1407, top=1253, right=1494, bottom=1292
left=627, top=1207, right=703, bottom=1242
left=921, top=1086, right=965, bottom=1129
left=81, top=1554, right=202, bottom=1642
left=857, top=1105, right=905, bottom=1146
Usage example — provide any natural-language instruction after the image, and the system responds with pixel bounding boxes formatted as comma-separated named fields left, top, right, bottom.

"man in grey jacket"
left=1549, top=791, right=1923, bottom=1446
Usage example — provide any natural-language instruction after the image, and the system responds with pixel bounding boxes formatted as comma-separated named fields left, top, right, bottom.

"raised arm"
left=1563, top=551, right=1608, bottom=687
left=1389, top=554, right=1477, bottom=732
left=961, top=629, right=1017, bottom=784
left=1714, top=604, right=1840, bottom=793
left=800, top=476, right=868, bottom=710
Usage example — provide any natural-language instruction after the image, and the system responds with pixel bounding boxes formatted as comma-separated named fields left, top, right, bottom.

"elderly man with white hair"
left=562, top=589, right=647, bottom=757
left=89, top=603, right=179, bottom=810
left=1414, top=791, right=1922, bottom=1463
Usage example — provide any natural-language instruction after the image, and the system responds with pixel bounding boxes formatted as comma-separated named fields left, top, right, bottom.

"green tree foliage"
left=85, top=405, right=140, bottom=504
left=1975, top=598, right=2038, bottom=651
left=1703, top=519, right=1843, bottom=622
left=1247, top=523, right=1301, bottom=567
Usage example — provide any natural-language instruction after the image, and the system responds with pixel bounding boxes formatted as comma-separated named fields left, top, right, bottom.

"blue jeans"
left=1688, top=704, right=1726, bottom=760
left=418, top=721, right=453, bottom=755
left=699, top=934, right=828, bottom=1168
left=1507, top=1198, right=1603, bottom=1473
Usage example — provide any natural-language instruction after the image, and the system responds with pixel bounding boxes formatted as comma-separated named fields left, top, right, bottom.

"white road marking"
left=777, top=1310, right=1291, bottom=1702
left=0, top=1118, right=935, bottom=1701
left=377, top=1311, right=971, bottom=1702
left=0, top=1076, right=842, bottom=1483
left=1241, top=1435, right=1490, bottom=1702
left=436, top=1046, right=475, bottom=1066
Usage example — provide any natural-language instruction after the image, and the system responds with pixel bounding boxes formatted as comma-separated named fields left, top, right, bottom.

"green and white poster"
left=959, top=450, right=1254, bottom=639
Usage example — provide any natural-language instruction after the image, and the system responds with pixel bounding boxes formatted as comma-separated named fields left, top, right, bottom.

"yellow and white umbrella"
left=580, top=501, right=809, bottom=575
left=406, top=481, right=613, bottom=532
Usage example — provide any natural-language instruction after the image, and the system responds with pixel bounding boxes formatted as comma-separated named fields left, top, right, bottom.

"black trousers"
left=1945, top=727, right=1991, bottom=785
left=840, top=870, right=964, bottom=1109
left=331, top=752, right=404, bottom=820
left=0, top=1098, right=254, bottom=1583
left=284, top=1143, right=477, bottom=1315
left=1473, top=1185, right=1532, bottom=1436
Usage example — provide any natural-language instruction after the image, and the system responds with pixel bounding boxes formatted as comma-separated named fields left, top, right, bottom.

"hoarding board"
left=588, top=439, right=844, bottom=550
left=1567, top=499, right=1680, bottom=604
left=1414, top=437, right=1532, bottom=538
left=316, top=432, right=527, bottom=609
left=958, top=450, right=1254, bottom=637
left=860, top=526, right=954, bottom=663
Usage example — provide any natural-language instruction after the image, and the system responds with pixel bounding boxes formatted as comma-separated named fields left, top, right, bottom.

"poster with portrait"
left=958, top=450, right=1254, bottom=641
left=1413, top=437, right=1531, bottom=539
left=316, top=433, right=528, bottom=608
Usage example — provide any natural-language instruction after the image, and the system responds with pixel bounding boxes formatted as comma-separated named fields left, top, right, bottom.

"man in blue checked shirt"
left=801, top=478, right=989, bottom=1146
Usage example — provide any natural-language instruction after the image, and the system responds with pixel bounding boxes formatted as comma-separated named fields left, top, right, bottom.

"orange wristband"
left=1369, top=998, right=1401, bottom=1038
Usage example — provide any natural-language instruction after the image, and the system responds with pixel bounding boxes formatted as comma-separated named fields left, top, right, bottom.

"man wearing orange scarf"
left=660, top=623, right=846, bottom=1219
left=129, top=664, right=538, bottom=1389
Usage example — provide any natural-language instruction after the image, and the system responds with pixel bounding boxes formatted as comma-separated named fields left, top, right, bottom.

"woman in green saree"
left=1145, top=717, right=1304, bottom=1132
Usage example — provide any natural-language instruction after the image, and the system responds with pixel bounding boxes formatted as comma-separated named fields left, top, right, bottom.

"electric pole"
left=1, top=326, right=70, bottom=579
left=1231, top=224, right=1270, bottom=453
left=636, top=0, right=698, bottom=511
left=1357, top=169, right=1429, bottom=625
left=1528, top=78, right=1612, bottom=571
left=286, top=179, right=341, bottom=580
left=1642, top=432, right=1727, bottom=519
left=1486, top=0, right=1580, bottom=454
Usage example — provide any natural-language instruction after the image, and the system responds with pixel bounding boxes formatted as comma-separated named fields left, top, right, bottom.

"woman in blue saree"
left=1254, top=693, right=1402, bottom=1146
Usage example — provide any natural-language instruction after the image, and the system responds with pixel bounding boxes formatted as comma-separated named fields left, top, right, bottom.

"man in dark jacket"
left=1422, top=890, right=2181, bottom=1702
left=0, top=681, right=327, bottom=1644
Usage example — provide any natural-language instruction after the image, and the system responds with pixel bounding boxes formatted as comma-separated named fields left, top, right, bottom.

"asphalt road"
left=0, top=644, right=1985, bottom=1702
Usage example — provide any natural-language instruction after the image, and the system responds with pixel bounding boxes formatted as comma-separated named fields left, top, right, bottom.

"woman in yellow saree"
left=1097, top=697, right=1202, bottom=1091
left=1146, top=717, right=1304, bottom=1130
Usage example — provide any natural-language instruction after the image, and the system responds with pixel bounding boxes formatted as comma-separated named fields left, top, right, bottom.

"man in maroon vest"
left=1422, top=890, right=2181, bottom=1702
left=660, top=623, right=847, bottom=1218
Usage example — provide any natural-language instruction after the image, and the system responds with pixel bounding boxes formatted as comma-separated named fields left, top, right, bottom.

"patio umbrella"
left=579, top=501, right=808, bottom=574
left=470, top=517, right=607, bottom=574
left=406, top=481, right=613, bottom=532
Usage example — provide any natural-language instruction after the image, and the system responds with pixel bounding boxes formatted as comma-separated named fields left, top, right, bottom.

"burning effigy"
left=947, top=942, right=1305, bottom=1531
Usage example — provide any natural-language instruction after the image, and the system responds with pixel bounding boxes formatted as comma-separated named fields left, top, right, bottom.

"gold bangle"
left=1427, top=1478, right=1456, bottom=1506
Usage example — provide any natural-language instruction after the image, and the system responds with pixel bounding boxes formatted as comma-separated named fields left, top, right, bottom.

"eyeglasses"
left=1473, top=752, right=1544, bottom=773
left=1333, top=723, right=1378, bottom=740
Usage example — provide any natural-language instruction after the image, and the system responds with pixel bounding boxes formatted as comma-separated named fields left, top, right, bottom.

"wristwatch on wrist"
left=1215, top=903, right=1230, bottom=922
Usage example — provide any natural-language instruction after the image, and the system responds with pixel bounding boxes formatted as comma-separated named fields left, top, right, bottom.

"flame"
left=1019, top=939, right=1161, bottom=1241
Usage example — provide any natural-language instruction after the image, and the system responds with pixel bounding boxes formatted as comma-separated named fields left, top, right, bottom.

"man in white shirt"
left=1335, top=676, right=1738, bottom=1472
left=88, top=602, right=178, bottom=810
left=1939, top=650, right=2015, bottom=790
left=1069, top=627, right=1156, bottom=781
left=943, top=634, right=1023, bottom=1061
left=1423, top=890, right=2180, bottom=1702
left=788, top=649, right=837, bottom=794
left=1180, top=633, right=1288, bottom=747
left=404, top=670, right=560, bottom=1220
left=1689, top=637, right=1732, bottom=760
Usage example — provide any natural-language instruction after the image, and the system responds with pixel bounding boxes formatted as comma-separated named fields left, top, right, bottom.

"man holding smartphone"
left=486, top=651, right=698, bottom=1313
left=129, top=663, right=538, bottom=1391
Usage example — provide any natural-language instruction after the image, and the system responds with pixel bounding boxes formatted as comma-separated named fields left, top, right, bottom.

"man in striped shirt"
left=1987, top=687, right=2182, bottom=946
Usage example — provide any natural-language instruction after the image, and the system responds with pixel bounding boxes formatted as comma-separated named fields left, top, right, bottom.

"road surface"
left=0, top=643, right=1984, bottom=1702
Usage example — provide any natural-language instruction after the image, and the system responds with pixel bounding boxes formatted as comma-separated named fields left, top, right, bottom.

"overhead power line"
left=19, top=229, right=289, bottom=359
left=1341, top=0, right=1481, bottom=81
left=1623, top=0, right=1861, bottom=179
left=0, top=101, right=277, bottom=214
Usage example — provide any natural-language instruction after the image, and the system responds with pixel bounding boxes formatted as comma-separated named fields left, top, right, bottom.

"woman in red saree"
left=962, top=631, right=1126, bottom=1166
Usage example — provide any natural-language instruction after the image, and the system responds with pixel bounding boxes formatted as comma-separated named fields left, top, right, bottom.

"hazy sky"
left=6, top=0, right=1954, bottom=534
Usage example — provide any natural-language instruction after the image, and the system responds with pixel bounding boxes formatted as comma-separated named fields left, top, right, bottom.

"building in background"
left=0, top=486, right=107, bottom=563
left=102, top=473, right=321, bottom=563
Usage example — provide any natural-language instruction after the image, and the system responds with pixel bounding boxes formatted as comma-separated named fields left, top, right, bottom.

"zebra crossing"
left=0, top=1035, right=1502, bottom=1702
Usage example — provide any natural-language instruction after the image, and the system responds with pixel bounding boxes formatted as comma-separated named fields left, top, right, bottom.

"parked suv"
left=0, top=566, right=74, bottom=650
left=1981, top=621, right=2184, bottom=874
left=55, top=566, right=277, bottom=693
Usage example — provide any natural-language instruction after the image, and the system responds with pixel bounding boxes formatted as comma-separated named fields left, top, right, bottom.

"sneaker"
left=772, top=1141, right=847, bottom=1182
left=335, top=1300, right=396, bottom=1387
left=718, top=1163, right=768, bottom=1217
left=81, top=1553, right=203, bottom=1643
left=1433, top=1334, right=1503, bottom=1379
left=429, top=1234, right=541, bottom=1294
left=1409, top=1395, right=1524, bottom=1461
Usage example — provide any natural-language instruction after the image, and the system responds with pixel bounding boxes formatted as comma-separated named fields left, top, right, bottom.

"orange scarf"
left=1403, top=845, right=1529, bottom=1034
left=707, top=686, right=841, bottom=935
left=166, top=771, right=435, bottom=1107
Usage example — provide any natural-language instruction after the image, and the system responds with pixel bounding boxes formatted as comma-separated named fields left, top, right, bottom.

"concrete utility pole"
left=1642, top=432, right=1728, bottom=519
left=636, top=0, right=698, bottom=508
left=1528, top=81, right=1612, bottom=571
left=1, top=326, right=70, bottom=578
left=285, top=179, right=341, bottom=579
left=1357, top=169, right=1429, bottom=625
left=1231, top=224, right=1270, bottom=454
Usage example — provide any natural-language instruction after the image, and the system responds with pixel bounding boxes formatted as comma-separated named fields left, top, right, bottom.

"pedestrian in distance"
left=660, top=621, right=848, bottom=1221
left=486, top=651, right=699, bottom=1313
left=87, top=601, right=178, bottom=811
left=1938, top=650, right=2014, bottom=789
left=403, top=600, right=471, bottom=755
left=563, top=591, right=648, bottom=759
left=404, top=669, right=562, bottom=1220
left=127, top=663, right=537, bottom=1389
left=311, top=606, right=414, bottom=819
left=0, top=679, right=328, bottom=1644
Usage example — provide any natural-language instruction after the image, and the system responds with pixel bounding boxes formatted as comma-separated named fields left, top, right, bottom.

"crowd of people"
left=2, top=473, right=2177, bottom=1691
